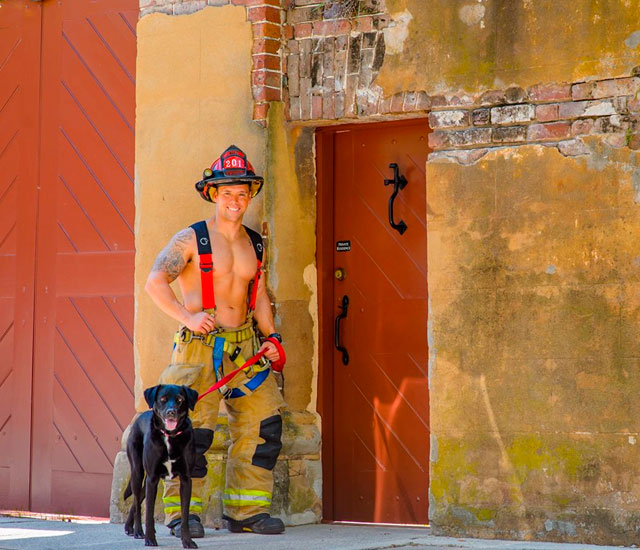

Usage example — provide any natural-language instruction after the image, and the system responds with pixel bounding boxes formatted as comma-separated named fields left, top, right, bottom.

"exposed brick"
left=287, top=39, right=299, bottom=53
left=372, top=14, right=391, bottom=29
left=583, top=99, right=617, bottom=116
left=252, top=70, right=281, bottom=88
left=593, top=77, right=640, bottom=99
left=594, top=115, right=630, bottom=134
left=347, top=34, right=362, bottom=74
left=429, top=128, right=491, bottom=149
left=527, top=121, right=571, bottom=141
left=505, top=86, right=527, bottom=103
left=336, top=34, right=349, bottom=50
left=362, top=31, right=377, bottom=48
left=287, top=6, right=315, bottom=23
left=571, top=118, right=594, bottom=136
left=141, top=5, right=172, bottom=16
left=208, top=0, right=231, bottom=5
left=359, top=49, right=375, bottom=87
left=630, top=96, right=640, bottom=112
left=628, top=134, right=640, bottom=150
left=311, top=51, right=323, bottom=88
left=557, top=138, right=590, bottom=156
left=491, top=104, right=534, bottom=124
left=248, top=5, right=281, bottom=23
left=356, top=89, right=368, bottom=116
left=379, top=96, right=391, bottom=114
left=479, top=89, right=506, bottom=106
left=294, top=22, right=313, bottom=38
left=289, top=96, right=301, bottom=120
left=471, top=108, right=490, bottom=126
left=253, top=37, right=280, bottom=55
left=528, top=83, right=571, bottom=102
left=300, top=77, right=311, bottom=119
left=492, top=126, right=527, bottom=143
left=334, top=50, right=347, bottom=91
left=173, top=1, right=206, bottom=15
left=283, top=24, right=294, bottom=40
left=252, top=22, right=281, bottom=39
left=300, top=39, right=312, bottom=77
left=536, top=103, right=559, bottom=122
left=311, top=94, right=323, bottom=119
left=571, top=81, right=596, bottom=100
left=429, top=109, right=469, bottom=128
left=390, top=92, right=404, bottom=112
left=430, top=95, right=447, bottom=107
left=254, top=53, right=281, bottom=71
left=287, top=55, right=299, bottom=96
left=416, top=91, right=430, bottom=111
left=313, top=19, right=351, bottom=36
left=232, top=0, right=280, bottom=5
left=344, top=74, right=358, bottom=116
left=403, top=91, right=417, bottom=111
left=253, top=86, right=281, bottom=102
left=294, top=0, right=322, bottom=5
left=335, top=90, right=345, bottom=118
left=253, top=102, right=270, bottom=121
left=322, top=84, right=335, bottom=119
left=353, top=15, right=373, bottom=32
left=359, top=0, right=385, bottom=15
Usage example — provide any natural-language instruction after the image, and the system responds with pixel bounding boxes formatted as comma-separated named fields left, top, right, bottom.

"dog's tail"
left=123, top=478, right=132, bottom=500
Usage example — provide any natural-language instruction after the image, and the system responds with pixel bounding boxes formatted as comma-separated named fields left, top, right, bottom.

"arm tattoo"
left=151, top=228, right=193, bottom=283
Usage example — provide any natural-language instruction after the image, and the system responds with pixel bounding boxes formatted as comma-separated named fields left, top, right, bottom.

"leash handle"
left=196, top=337, right=286, bottom=403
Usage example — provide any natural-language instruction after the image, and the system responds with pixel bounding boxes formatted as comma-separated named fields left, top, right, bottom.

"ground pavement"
left=0, top=515, right=635, bottom=550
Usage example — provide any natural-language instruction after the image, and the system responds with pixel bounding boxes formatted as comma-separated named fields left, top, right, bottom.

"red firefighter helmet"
left=195, top=145, right=264, bottom=203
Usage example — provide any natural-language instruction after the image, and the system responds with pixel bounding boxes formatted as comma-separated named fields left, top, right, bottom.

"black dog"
left=124, top=384, right=199, bottom=548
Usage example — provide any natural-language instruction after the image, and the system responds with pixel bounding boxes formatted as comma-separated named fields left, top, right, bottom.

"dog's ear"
left=182, top=386, right=199, bottom=411
left=144, top=385, right=162, bottom=409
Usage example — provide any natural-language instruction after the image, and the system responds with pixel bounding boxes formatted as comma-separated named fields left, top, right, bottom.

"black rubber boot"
left=224, top=513, right=285, bottom=534
left=168, top=514, right=205, bottom=538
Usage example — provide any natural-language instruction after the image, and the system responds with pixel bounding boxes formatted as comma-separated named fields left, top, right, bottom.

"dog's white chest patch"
left=162, top=434, right=177, bottom=478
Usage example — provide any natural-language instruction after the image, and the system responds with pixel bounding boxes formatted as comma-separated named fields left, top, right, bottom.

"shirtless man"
left=145, top=145, right=285, bottom=538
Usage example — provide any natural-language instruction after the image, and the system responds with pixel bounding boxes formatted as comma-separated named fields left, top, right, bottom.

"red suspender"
left=190, top=221, right=216, bottom=310
left=190, top=222, right=264, bottom=313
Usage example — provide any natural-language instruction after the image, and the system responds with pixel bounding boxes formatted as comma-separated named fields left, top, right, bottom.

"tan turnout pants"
left=159, top=321, right=284, bottom=525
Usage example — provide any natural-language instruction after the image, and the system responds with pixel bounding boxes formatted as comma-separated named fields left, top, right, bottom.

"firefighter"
left=144, top=145, right=285, bottom=538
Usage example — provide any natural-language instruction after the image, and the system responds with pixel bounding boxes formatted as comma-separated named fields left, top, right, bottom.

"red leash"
left=196, top=337, right=286, bottom=403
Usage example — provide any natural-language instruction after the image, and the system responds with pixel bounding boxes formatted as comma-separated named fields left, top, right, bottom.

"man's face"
left=212, top=183, right=251, bottom=221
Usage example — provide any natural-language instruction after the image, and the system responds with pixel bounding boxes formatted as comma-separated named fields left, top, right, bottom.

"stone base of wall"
left=109, top=410, right=321, bottom=527
left=431, top=508, right=640, bottom=546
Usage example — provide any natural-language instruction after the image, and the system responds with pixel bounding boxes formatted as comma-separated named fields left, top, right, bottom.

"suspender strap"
left=243, top=225, right=264, bottom=312
left=190, top=221, right=215, bottom=310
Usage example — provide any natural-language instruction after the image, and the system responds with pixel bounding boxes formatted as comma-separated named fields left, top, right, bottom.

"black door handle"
left=384, top=163, right=408, bottom=235
left=334, top=295, right=349, bottom=365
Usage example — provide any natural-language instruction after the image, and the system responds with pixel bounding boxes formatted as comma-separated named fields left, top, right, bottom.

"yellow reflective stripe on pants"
left=223, top=489, right=272, bottom=507
left=163, top=496, right=203, bottom=514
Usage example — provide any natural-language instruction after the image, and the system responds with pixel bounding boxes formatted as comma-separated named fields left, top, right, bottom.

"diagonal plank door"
left=0, top=0, right=41, bottom=510
left=332, top=120, right=429, bottom=524
left=30, top=0, right=137, bottom=516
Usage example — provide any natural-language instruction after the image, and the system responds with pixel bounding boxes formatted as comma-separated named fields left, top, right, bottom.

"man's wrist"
left=267, top=332, right=282, bottom=344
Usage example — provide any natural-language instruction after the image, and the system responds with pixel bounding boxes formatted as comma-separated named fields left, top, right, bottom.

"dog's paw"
left=182, top=539, right=198, bottom=549
left=124, top=524, right=134, bottom=536
left=145, top=536, right=158, bottom=546
left=133, top=529, right=145, bottom=540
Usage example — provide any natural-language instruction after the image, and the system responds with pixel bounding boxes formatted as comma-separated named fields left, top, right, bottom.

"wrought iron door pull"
left=384, top=163, right=408, bottom=235
left=334, top=295, right=349, bottom=365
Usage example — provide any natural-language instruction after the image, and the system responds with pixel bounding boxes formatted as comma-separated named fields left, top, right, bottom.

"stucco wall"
left=427, top=139, right=640, bottom=544
left=379, top=0, right=640, bottom=96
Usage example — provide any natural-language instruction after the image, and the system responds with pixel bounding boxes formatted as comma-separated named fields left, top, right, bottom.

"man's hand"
left=185, top=311, right=216, bottom=334
left=259, top=340, right=280, bottom=362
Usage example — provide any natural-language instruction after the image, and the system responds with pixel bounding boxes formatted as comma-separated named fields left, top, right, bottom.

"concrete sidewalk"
left=0, top=516, right=634, bottom=550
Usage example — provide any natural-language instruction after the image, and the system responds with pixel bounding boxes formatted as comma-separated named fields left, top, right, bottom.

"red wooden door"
left=0, top=0, right=41, bottom=510
left=325, top=120, right=430, bottom=524
left=0, top=0, right=137, bottom=516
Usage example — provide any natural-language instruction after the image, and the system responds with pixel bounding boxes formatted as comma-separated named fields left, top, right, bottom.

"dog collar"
left=161, top=428, right=183, bottom=437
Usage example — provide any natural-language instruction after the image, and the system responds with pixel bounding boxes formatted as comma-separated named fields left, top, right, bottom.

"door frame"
left=315, top=118, right=430, bottom=522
